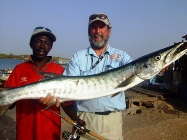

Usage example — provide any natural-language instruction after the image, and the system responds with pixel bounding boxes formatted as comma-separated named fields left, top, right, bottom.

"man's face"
left=31, top=35, right=52, bottom=60
left=89, top=21, right=111, bottom=49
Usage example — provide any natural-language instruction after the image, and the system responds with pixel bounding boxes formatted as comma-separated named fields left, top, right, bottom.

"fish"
left=0, top=41, right=187, bottom=105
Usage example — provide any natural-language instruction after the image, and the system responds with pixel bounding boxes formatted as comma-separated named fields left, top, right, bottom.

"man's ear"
left=88, top=28, right=90, bottom=37
left=50, top=42, right=53, bottom=49
left=29, top=43, right=33, bottom=48
left=108, top=27, right=111, bottom=35
left=29, top=39, right=34, bottom=48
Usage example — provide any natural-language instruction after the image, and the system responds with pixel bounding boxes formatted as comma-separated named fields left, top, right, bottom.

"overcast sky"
left=0, top=0, right=187, bottom=60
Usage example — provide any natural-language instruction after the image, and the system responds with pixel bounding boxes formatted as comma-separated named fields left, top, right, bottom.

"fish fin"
left=111, top=76, right=136, bottom=98
left=117, top=75, right=136, bottom=88
left=8, top=102, right=16, bottom=109
left=40, top=72, right=61, bottom=80
left=111, top=92, right=121, bottom=98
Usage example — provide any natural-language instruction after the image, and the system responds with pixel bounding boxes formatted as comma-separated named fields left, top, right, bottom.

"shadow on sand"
left=141, top=85, right=187, bottom=113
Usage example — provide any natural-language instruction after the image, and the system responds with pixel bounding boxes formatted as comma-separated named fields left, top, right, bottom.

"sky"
left=0, top=0, right=187, bottom=60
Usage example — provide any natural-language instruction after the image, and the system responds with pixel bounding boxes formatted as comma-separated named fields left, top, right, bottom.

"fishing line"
left=32, top=100, right=107, bottom=140
left=0, top=105, right=9, bottom=119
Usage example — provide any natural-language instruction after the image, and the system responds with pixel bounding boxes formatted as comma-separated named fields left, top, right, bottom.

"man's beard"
left=89, top=35, right=108, bottom=49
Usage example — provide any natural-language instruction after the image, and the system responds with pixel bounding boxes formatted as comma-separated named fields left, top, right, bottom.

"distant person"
left=64, top=13, right=132, bottom=140
left=2, top=26, right=84, bottom=140
left=7, top=68, right=12, bottom=73
left=2, top=68, right=5, bottom=73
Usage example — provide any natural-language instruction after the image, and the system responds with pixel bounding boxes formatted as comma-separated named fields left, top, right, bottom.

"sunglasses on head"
left=89, top=14, right=108, bottom=20
left=34, top=27, right=52, bottom=32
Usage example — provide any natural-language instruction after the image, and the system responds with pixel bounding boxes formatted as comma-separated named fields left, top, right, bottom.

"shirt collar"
left=87, top=44, right=111, bottom=57
left=29, top=55, right=52, bottom=64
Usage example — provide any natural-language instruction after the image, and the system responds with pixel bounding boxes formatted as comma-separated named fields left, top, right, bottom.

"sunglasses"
left=34, top=27, right=52, bottom=32
left=89, top=14, right=108, bottom=21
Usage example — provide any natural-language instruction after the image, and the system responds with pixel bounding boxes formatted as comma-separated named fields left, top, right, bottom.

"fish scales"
left=0, top=41, right=187, bottom=105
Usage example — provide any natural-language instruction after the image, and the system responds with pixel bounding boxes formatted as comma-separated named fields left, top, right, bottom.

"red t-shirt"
left=5, top=59, right=71, bottom=140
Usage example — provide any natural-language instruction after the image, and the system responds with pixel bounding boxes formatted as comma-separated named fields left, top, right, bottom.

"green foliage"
left=0, top=54, right=28, bottom=59
left=0, top=53, right=69, bottom=62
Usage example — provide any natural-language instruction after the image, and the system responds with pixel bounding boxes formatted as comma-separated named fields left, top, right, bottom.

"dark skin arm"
left=40, top=95, right=86, bottom=134
left=62, top=104, right=79, bottom=121
left=62, top=103, right=86, bottom=135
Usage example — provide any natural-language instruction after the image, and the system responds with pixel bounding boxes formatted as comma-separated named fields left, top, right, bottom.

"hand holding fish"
left=39, top=94, right=60, bottom=107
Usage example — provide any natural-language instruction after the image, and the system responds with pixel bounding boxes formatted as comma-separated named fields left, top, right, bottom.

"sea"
left=0, top=58, right=67, bottom=70
left=0, top=59, right=23, bottom=70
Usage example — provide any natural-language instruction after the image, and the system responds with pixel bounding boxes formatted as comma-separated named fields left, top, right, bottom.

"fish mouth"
left=165, top=42, right=187, bottom=65
left=135, top=41, right=187, bottom=80
left=173, top=42, right=187, bottom=56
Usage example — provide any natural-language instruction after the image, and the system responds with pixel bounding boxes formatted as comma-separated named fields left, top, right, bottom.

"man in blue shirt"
left=64, top=13, right=132, bottom=140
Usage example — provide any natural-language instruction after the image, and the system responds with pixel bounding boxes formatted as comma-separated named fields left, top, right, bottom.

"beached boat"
left=0, top=69, right=12, bottom=81
left=57, top=58, right=69, bottom=67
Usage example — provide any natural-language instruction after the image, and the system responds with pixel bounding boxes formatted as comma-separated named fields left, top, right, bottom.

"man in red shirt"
left=4, top=27, right=84, bottom=140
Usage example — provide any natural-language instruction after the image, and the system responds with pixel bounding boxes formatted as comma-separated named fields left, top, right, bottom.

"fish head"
left=134, top=41, right=187, bottom=80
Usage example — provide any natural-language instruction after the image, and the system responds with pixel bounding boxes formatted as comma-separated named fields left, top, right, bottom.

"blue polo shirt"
left=63, top=44, right=132, bottom=112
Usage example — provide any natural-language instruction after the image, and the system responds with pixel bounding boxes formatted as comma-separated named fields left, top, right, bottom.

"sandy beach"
left=1, top=88, right=187, bottom=140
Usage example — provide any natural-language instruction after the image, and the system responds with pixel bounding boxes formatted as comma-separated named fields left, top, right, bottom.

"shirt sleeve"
left=121, top=51, right=132, bottom=66
left=63, top=53, right=80, bottom=76
left=4, top=66, right=19, bottom=88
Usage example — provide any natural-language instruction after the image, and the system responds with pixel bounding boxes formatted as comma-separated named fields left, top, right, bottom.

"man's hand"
left=62, top=103, right=86, bottom=135
left=39, top=94, right=60, bottom=107
left=75, top=118, right=86, bottom=135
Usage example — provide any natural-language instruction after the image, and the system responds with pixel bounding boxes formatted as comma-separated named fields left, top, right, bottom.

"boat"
left=0, top=69, right=12, bottom=87
left=57, top=58, right=69, bottom=67
left=57, top=58, right=69, bottom=64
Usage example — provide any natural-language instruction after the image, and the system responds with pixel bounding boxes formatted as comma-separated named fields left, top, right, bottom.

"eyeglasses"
left=89, top=14, right=108, bottom=21
left=34, top=27, right=52, bottom=32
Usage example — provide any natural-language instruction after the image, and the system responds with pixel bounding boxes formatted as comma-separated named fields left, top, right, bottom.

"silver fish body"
left=0, top=41, right=187, bottom=105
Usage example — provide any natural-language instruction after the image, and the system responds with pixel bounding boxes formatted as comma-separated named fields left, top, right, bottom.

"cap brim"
left=32, top=32, right=56, bottom=42
left=89, top=19, right=111, bottom=28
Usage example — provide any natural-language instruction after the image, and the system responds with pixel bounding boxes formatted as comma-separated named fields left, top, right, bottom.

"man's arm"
left=62, top=103, right=86, bottom=135
left=62, top=102, right=86, bottom=125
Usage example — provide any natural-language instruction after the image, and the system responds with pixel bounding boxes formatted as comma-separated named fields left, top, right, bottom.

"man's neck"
left=93, top=44, right=108, bottom=57
left=31, top=56, right=50, bottom=69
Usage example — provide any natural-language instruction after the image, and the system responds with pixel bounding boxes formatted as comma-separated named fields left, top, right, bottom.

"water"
left=0, top=59, right=23, bottom=70
left=0, top=59, right=67, bottom=70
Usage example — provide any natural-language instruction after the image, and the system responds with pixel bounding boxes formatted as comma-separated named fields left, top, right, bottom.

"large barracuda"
left=0, top=41, right=187, bottom=105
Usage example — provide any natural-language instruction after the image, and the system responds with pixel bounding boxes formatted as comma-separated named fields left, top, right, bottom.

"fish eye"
left=154, top=55, right=161, bottom=61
